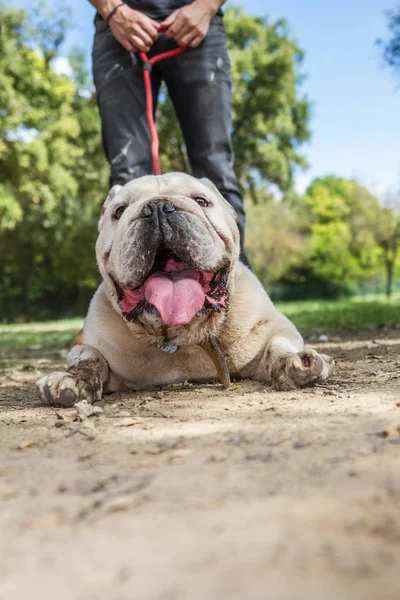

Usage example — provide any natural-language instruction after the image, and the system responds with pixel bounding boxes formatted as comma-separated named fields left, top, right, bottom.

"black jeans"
left=92, top=14, right=249, bottom=264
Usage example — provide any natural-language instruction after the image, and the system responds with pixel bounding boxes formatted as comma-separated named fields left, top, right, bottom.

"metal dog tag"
left=159, top=345, right=179, bottom=354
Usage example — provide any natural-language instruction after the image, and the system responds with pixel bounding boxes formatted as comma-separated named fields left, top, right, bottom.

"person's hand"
left=160, top=0, right=217, bottom=48
left=109, top=3, right=160, bottom=52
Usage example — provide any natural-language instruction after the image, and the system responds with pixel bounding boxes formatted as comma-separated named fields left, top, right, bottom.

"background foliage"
left=0, top=2, right=399, bottom=322
left=379, top=3, right=400, bottom=73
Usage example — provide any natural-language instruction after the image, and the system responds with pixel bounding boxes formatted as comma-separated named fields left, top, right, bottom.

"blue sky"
left=11, top=0, right=400, bottom=198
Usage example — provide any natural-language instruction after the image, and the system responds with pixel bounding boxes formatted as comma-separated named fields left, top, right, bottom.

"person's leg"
left=92, top=16, right=162, bottom=187
left=160, top=16, right=250, bottom=265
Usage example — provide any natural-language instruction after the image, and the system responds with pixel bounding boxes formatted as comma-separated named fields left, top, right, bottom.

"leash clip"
left=142, top=60, right=153, bottom=72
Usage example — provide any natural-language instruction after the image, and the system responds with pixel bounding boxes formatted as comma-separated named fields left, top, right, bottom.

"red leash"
left=139, top=28, right=187, bottom=175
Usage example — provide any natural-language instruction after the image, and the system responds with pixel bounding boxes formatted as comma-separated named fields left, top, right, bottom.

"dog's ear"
left=100, top=185, right=123, bottom=217
left=98, top=185, right=123, bottom=230
left=199, top=178, right=238, bottom=223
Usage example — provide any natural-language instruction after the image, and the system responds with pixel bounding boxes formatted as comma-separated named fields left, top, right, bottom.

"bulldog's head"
left=96, top=173, right=240, bottom=343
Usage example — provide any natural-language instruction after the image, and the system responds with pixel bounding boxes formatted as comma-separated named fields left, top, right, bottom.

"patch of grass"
left=276, top=295, right=400, bottom=334
left=1, top=295, right=399, bottom=352
left=0, top=318, right=84, bottom=350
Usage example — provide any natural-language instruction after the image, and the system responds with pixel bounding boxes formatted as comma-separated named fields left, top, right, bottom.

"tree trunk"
left=78, top=286, right=87, bottom=316
left=385, top=260, right=393, bottom=298
left=21, top=277, right=32, bottom=322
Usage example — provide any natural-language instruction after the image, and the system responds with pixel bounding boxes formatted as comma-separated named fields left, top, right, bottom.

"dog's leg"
left=262, top=328, right=334, bottom=390
left=36, top=345, right=109, bottom=407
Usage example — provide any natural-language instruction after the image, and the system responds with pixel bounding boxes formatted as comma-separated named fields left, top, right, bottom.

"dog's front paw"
left=36, top=372, right=80, bottom=407
left=272, top=349, right=334, bottom=391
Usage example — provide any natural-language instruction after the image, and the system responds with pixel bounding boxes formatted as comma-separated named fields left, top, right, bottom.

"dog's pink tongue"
left=144, top=270, right=205, bottom=326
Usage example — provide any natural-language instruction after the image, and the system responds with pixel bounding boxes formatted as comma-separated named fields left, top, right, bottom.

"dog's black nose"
left=161, top=201, right=175, bottom=213
left=141, top=204, right=153, bottom=217
left=141, top=201, right=176, bottom=218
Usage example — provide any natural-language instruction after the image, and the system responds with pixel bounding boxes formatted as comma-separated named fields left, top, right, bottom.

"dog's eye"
left=193, top=196, right=209, bottom=208
left=113, top=205, right=126, bottom=220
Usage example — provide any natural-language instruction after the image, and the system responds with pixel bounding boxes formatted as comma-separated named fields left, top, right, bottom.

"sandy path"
left=1, top=330, right=400, bottom=599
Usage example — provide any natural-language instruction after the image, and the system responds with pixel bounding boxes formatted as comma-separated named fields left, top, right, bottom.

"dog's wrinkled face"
left=96, top=172, right=240, bottom=342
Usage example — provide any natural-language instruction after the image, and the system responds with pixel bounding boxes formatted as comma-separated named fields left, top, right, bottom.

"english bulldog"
left=36, top=173, right=334, bottom=406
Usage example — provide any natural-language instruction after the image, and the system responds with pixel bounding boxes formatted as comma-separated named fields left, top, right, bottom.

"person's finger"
left=189, top=35, right=204, bottom=48
left=169, top=22, right=191, bottom=43
left=149, top=17, right=162, bottom=29
left=126, top=39, right=138, bottom=52
left=139, top=17, right=159, bottom=41
left=174, top=22, right=195, bottom=45
left=131, top=34, right=151, bottom=52
left=115, top=33, right=136, bottom=53
left=121, top=39, right=133, bottom=52
left=179, top=34, right=196, bottom=47
left=163, top=13, right=186, bottom=38
left=160, top=9, right=179, bottom=29
left=109, top=21, right=139, bottom=52
left=131, top=25, right=153, bottom=48
left=178, top=27, right=202, bottom=47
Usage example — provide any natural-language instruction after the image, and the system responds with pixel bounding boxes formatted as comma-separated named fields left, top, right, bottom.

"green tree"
left=159, top=6, right=311, bottom=200
left=370, top=193, right=400, bottom=297
left=378, top=4, right=400, bottom=74
left=0, top=4, right=107, bottom=320
left=303, top=176, right=382, bottom=286
left=246, top=196, right=309, bottom=287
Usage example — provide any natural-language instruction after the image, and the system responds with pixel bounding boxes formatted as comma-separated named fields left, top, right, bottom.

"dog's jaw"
left=100, top=258, right=235, bottom=348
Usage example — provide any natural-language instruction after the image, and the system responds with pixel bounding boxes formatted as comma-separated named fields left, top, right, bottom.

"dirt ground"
left=1, top=329, right=400, bottom=600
